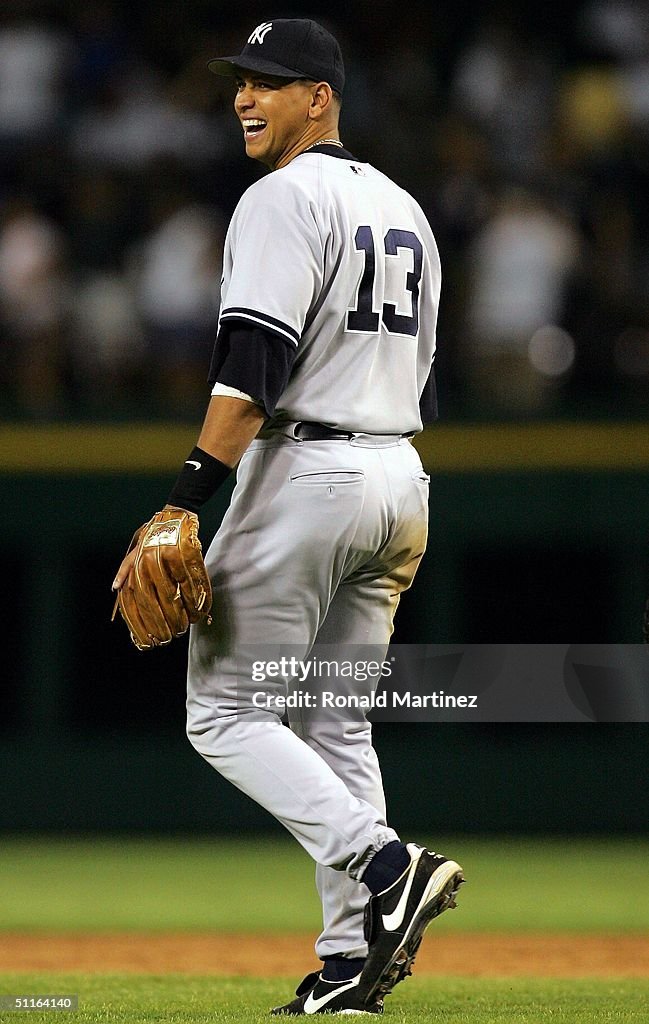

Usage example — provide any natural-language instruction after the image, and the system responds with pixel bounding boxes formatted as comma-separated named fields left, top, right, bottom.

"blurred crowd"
left=1, top=0, right=649, bottom=421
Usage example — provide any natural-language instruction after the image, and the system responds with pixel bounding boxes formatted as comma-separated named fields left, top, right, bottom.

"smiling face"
left=234, top=72, right=338, bottom=170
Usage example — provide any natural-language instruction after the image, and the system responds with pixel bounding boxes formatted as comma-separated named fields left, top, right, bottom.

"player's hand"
left=111, top=507, right=212, bottom=651
left=112, top=525, right=144, bottom=594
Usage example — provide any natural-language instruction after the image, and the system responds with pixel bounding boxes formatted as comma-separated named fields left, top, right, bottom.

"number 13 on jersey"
left=346, top=226, right=423, bottom=338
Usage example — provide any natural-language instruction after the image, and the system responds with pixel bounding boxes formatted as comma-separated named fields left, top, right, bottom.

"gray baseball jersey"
left=217, top=150, right=441, bottom=433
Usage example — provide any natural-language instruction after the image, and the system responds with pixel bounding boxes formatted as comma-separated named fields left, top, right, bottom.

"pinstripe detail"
left=220, top=307, right=300, bottom=345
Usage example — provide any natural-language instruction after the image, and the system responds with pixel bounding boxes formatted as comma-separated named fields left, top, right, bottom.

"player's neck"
left=274, top=131, right=342, bottom=170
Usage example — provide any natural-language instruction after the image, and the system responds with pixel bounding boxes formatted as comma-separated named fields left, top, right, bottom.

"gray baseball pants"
left=186, top=430, right=429, bottom=958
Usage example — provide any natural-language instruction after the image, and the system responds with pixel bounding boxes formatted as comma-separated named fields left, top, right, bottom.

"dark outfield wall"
left=2, top=422, right=648, bottom=833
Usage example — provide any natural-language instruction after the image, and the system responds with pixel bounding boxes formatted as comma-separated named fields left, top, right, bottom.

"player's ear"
left=309, top=81, right=334, bottom=120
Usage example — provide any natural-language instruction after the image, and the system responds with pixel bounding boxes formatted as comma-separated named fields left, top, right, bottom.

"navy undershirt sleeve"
left=419, top=363, right=438, bottom=423
left=208, top=323, right=298, bottom=417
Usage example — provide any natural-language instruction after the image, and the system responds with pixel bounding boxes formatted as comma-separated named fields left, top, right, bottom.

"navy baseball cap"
left=207, top=18, right=345, bottom=95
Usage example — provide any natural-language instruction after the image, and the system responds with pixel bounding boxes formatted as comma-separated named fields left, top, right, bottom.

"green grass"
left=0, top=975, right=648, bottom=1024
left=1, top=835, right=649, bottom=932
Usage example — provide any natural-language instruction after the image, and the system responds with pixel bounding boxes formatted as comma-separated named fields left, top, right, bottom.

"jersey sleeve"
left=219, top=175, right=325, bottom=348
left=208, top=324, right=297, bottom=417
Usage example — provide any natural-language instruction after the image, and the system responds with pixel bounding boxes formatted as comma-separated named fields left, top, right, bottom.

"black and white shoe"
left=271, top=971, right=383, bottom=1015
left=358, top=843, right=465, bottom=1005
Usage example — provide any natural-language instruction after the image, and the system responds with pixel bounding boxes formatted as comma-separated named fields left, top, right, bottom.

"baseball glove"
left=112, top=506, right=212, bottom=651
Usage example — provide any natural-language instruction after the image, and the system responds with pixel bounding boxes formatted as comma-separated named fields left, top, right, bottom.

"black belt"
left=292, top=421, right=414, bottom=441
left=294, top=421, right=354, bottom=440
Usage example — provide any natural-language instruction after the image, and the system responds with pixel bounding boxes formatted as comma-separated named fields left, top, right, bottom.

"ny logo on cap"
left=248, top=22, right=273, bottom=44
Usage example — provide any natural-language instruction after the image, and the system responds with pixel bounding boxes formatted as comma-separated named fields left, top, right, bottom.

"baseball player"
left=113, top=19, right=463, bottom=1015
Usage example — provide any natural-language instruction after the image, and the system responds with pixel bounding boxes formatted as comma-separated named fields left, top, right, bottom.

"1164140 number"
left=0, top=995, right=78, bottom=1012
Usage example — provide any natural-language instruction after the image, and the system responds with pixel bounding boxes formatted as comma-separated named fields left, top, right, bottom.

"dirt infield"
left=2, top=932, right=649, bottom=978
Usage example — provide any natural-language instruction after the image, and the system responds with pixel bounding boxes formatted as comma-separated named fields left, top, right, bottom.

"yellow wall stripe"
left=0, top=422, right=648, bottom=474
left=414, top=422, right=649, bottom=472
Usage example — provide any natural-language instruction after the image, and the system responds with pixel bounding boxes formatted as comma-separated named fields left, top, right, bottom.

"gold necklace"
left=303, top=138, right=344, bottom=152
